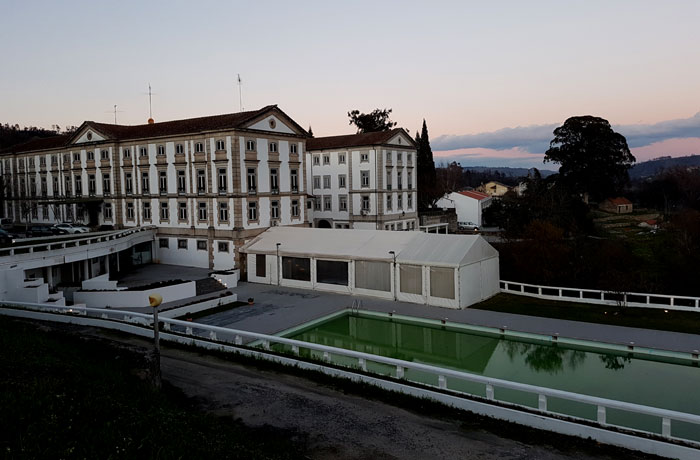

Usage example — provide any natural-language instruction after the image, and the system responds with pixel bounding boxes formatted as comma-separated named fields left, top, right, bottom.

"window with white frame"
left=177, top=170, right=186, bottom=193
left=125, top=173, right=132, bottom=194
left=360, top=153, right=369, bottom=162
left=291, top=199, right=299, bottom=217
left=197, top=169, right=206, bottom=193
left=386, top=194, right=392, bottom=211
left=218, top=241, right=229, bottom=252
left=141, top=172, right=150, bottom=194
left=397, top=194, right=403, bottom=209
left=271, top=200, right=279, bottom=219
left=247, top=168, right=256, bottom=193
left=53, top=177, right=59, bottom=194
left=362, top=195, right=370, bottom=211
left=218, top=168, right=227, bottom=192
left=143, top=202, right=151, bottom=220
left=175, top=143, right=184, bottom=154
left=157, top=145, right=165, bottom=156
left=178, top=202, right=187, bottom=220
left=339, top=195, right=347, bottom=211
left=323, top=154, right=330, bottom=165
left=248, top=201, right=257, bottom=220
left=408, top=171, right=413, bottom=189
left=397, top=152, right=402, bottom=162
left=127, top=202, right=134, bottom=220
left=312, top=155, right=320, bottom=166
left=338, top=174, right=346, bottom=188
left=51, top=155, right=57, bottom=165
left=323, top=175, right=331, bottom=189
left=160, top=201, right=169, bottom=220
left=290, top=143, right=298, bottom=154
left=290, top=169, right=298, bottom=191
left=195, top=142, right=204, bottom=153
left=269, top=141, right=278, bottom=153
left=123, top=148, right=131, bottom=159
left=219, top=202, right=228, bottom=221
left=74, top=177, right=82, bottom=196
left=398, top=172, right=403, bottom=190
left=63, top=153, right=70, bottom=163
left=407, top=193, right=413, bottom=209
left=178, top=239, right=187, bottom=249
left=385, top=151, right=391, bottom=163
left=324, top=196, right=331, bottom=211
left=313, top=175, right=320, bottom=189
left=101, top=149, right=109, bottom=160
left=216, top=140, right=225, bottom=151
left=270, top=168, right=278, bottom=192
left=159, top=171, right=167, bottom=193
left=386, top=170, right=392, bottom=190
left=338, top=153, right=346, bottom=164
left=197, top=240, right=207, bottom=250
left=87, top=151, right=94, bottom=160
left=314, top=196, right=321, bottom=211
left=88, top=174, right=96, bottom=195
left=361, top=170, right=370, bottom=187
left=246, top=139, right=256, bottom=151
left=73, top=153, right=80, bottom=162
left=198, top=202, right=207, bottom=221
left=407, top=153, right=412, bottom=163
left=139, top=147, right=147, bottom=157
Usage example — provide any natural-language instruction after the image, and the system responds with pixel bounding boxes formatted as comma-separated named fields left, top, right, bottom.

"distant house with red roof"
left=477, top=181, right=511, bottom=197
left=600, top=197, right=633, bottom=214
left=436, top=190, right=492, bottom=227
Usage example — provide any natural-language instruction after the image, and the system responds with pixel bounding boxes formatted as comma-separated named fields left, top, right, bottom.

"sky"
left=1, top=0, right=699, bottom=168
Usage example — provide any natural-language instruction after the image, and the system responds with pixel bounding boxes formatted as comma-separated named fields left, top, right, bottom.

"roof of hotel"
left=2, top=105, right=306, bottom=155
left=457, top=190, right=491, bottom=201
left=240, top=226, right=498, bottom=268
left=306, top=128, right=415, bottom=151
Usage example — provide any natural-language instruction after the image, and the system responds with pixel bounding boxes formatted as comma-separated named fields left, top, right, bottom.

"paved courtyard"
left=117, top=264, right=210, bottom=288
left=195, top=282, right=700, bottom=353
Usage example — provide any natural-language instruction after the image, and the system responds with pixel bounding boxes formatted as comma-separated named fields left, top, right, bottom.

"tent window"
left=316, top=260, right=348, bottom=286
left=430, top=267, right=455, bottom=299
left=282, top=256, right=311, bottom=282
left=256, top=254, right=266, bottom=278
left=355, top=260, right=390, bottom=292
left=400, top=264, right=422, bottom=295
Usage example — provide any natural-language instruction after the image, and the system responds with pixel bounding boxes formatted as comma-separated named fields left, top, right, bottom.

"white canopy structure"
left=241, top=227, right=499, bottom=308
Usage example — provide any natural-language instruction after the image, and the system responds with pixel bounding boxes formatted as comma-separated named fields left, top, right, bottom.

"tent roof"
left=241, top=227, right=498, bottom=267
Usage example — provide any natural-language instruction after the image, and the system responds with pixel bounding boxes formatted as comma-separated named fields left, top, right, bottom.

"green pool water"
left=284, top=313, right=700, bottom=440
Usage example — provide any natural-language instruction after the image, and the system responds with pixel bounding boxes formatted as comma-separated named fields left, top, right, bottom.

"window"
left=86, top=151, right=94, bottom=161
left=398, top=194, right=403, bottom=210
left=270, top=168, right=278, bottom=193
left=290, top=169, right=298, bottom=192
left=40, top=177, right=47, bottom=196
left=312, top=155, right=320, bottom=166
left=248, top=201, right=257, bottom=220
left=195, top=142, right=204, bottom=153
left=101, top=149, right=109, bottom=160
left=178, top=239, right=187, bottom=249
left=400, top=264, right=422, bottom=294
left=386, top=151, right=391, bottom=163
left=323, top=154, right=330, bottom=165
left=160, top=202, right=169, bottom=220
left=362, top=195, right=370, bottom=211
left=316, top=260, right=349, bottom=286
left=177, top=170, right=186, bottom=193
left=313, top=175, right=320, bottom=189
left=271, top=200, right=279, bottom=219
left=123, top=148, right=131, bottom=159
left=157, top=145, right=165, bottom=156
left=197, top=169, right=206, bottom=193
left=175, top=143, right=184, bottom=154
left=127, top=202, right=134, bottom=220
left=408, top=171, right=413, bottom=189
left=74, top=177, right=82, bottom=196
left=157, top=171, right=166, bottom=194
left=323, top=196, right=331, bottom=211
left=29, top=178, right=36, bottom=196
left=314, top=196, right=321, bottom=211
left=197, top=240, right=207, bottom=250
left=104, top=203, right=112, bottom=220
left=218, top=168, right=227, bottom=192
left=73, top=153, right=80, bottom=162
left=51, top=155, right=57, bottom=165
left=386, top=171, right=392, bottom=190
left=159, top=238, right=169, bottom=248
left=198, top=202, right=207, bottom=221
left=125, top=173, right=133, bottom=194
left=218, top=241, right=229, bottom=252
left=361, top=170, right=370, bottom=187
left=282, top=256, right=311, bottom=282
left=246, top=139, right=255, bottom=151
left=323, top=175, right=331, bottom=189
left=338, top=174, right=346, bottom=188
left=290, top=143, right=298, bottom=154
left=430, top=267, right=455, bottom=299
left=140, top=147, right=147, bottom=157
left=386, top=194, right=392, bottom=211
left=88, top=174, right=96, bottom=195
left=355, top=260, right=391, bottom=291
left=102, top=173, right=112, bottom=195
left=339, top=195, right=347, bottom=211
left=291, top=199, right=299, bottom=217
left=398, top=173, right=403, bottom=190
left=256, top=254, right=266, bottom=277
left=216, top=140, right=225, bottom=151
left=360, top=153, right=369, bottom=162
left=269, top=141, right=277, bottom=153
left=143, top=202, right=151, bottom=220
left=64, top=153, right=70, bottom=163
left=408, top=193, right=413, bottom=209
left=39, top=156, right=45, bottom=167
left=52, top=177, right=59, bottom=194
left=339, top=153, right=346, bottom=164
left=178, top=202, right=187, bottom=220
left=397, top=152, right=402, bottom=162
left=219, top=202, right=228, bottom=221
left=141, top=172, right=150, bottom=194
left=247, top=168, right=256, bottom=193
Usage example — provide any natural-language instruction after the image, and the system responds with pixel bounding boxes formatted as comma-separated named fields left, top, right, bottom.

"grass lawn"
left=0, top=319, right=305, bottom=459
left=472, top=293, right=700, bottom=335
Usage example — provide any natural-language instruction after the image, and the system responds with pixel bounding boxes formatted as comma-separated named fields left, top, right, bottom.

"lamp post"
left=149, top=293, right=163, bottom=389
left=389, top=250, right=396, bottom=301
left=276, top=242, right=281, bottom=285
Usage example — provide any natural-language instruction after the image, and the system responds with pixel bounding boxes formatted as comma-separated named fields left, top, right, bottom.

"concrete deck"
left=117, top=264, right=210, bottom=288
left=195, top=282, right=700, bottom=353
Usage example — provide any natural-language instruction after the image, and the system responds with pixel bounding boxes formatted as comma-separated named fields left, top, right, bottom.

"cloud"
left=434, top=147, right=552, bottom=169
left=432, top=112, right=700, bottom=154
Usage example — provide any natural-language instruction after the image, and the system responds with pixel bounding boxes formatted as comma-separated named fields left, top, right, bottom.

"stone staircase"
left=195, top=277, right=227, bottom=296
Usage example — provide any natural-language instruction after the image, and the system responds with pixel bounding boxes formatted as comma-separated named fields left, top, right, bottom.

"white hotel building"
left=305, top=128, right=418, bottom=230
left=0, top=105, right=309, bottom=272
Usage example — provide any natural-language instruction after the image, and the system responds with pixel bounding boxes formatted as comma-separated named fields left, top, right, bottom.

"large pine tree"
left=417, top=119, right=437, bottom=209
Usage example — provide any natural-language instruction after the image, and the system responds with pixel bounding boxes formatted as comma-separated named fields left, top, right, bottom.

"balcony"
left=248, top=187, right=257, bottom=196
left=271, top=188, right=279, bottom=195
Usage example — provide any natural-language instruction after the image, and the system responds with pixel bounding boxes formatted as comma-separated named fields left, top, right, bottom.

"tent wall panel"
left=480, top=257, right=500, bottom=300
left=459, top=263, right=482, bottom=308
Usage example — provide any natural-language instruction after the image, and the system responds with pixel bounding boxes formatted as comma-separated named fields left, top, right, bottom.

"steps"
left=195, top=277, right=227, bottom=296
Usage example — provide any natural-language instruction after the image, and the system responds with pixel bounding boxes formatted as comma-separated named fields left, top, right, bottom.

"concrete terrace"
left=196, top=282, right=700, bottom=354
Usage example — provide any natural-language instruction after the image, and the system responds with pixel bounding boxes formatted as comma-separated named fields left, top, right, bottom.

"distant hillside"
left=462, top=166, right=557, bottom=178
left=630, top=155, right=700, bottom=179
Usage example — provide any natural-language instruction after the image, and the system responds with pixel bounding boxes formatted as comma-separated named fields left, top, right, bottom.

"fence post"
left=597, top=406, right=606, bottom=424
left=486, top=384, right=494, bottom=400
left=358, top=357, right=367, bottom=371
left=538, top=394, right=547, bottom=411
left=396, top=365, right=404, bottom=379
left=234, top=335, right=243, bottom=345
left=438, top=375, right=447, bottom=389
left=662, top=418, right=671, bottom=437
left=291, top=345, right=299, bottom=355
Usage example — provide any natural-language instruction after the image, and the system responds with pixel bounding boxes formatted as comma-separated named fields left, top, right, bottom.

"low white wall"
left=74, top=281, right=196, bottom=309
left=211, top=271, right=239, bottom=289
left=82, top=273, right=121, bottom=291
left=160, top=293, right=238, bottom=319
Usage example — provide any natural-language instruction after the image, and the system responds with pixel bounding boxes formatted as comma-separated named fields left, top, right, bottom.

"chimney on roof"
left=148, top=118, right=154, bottom=124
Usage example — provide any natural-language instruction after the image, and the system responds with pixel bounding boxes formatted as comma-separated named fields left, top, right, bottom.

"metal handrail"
left=3, top=300, right=700, bottom=442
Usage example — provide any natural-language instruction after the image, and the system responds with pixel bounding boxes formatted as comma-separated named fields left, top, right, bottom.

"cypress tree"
left=417, top=119, right=437, bottom=209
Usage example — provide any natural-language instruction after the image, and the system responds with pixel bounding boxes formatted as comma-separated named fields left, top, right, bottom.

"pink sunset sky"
left=1, top=1, right=699, bottom=168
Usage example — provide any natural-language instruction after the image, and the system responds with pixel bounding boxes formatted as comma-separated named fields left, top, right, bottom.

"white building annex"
left=436, top=190, right=492, bottom=227
left=242, top=226, right=500, bottom=309
left=305, top=129, right=418, bottom=231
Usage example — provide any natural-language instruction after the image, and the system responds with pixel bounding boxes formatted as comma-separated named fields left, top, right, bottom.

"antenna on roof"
left=237, top=74, right=243, bottom=112
left=104, top=105, right=124, bottom=124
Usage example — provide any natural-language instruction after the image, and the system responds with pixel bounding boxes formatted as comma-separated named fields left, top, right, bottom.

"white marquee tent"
left=241, top=227, right=499, bottom=308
